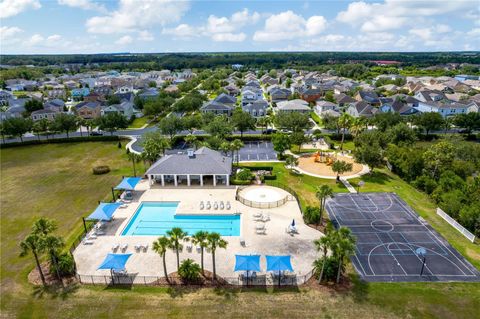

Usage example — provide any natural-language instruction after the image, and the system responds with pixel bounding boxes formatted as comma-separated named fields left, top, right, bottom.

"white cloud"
left=409, top=28, right=433, bottom=41
left=253, top=11, right=327, bottom=42
left=86, top=0, right=190, bottom=34
left=57, top=0, right=105, bottom=12
left=0, top=0, right=41, bottom=18
left=115, top=35, right=133, bottom=45
left=337, top=0, right=477, bottom=32
left=26, top=34, right=44, bottom=46
left=162, top=24, right=198, bottom=38
left=0, top=26, right=23, bottom=41
left=211, top=32, right=246, bottom=42
left=436, top=24, right=452, bottom=33
left=164, top=8, right=258, bottom=42
left=467, top=28, right=480, bottom=37
left=138, top=30, right=154, bottom=41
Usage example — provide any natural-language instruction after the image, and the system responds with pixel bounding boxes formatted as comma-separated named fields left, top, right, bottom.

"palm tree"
left=184, top=134, right=198, bottom=150
left=219, top=141, right=232, bottom=156
left=315, top=185, right=334, bottom=226
left=40, top=235, right=65, bottom=285
left=32, top=217, right=57, bottom=236
left=190, top=231, right=209, bottom=274
left=331, top=160, right=353, bottom=182
left=349, top=117, right=365, bottom=138
left=127, top=152, right=141, bottom=176
left=230, top=139, right=244, bottom=166
left=285, top=155, right=299, bottom=171
left=338, top=113, right=352, bottom=150
left=20, top=233, right=47, bottom=286
left=166, top=227, right=188, bottom=271
left=152, top=236, right=172, bottom=283
left=333, top=227, right=356, bottom=284
left=206, top=232, right=228, bottom=280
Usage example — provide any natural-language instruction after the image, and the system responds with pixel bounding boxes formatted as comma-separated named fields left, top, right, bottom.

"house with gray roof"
left=145, top=147, right=232, bottom=187
left=276, top=99, right=310, bottom=113
left=243, top=100, right=268, bottom=118
left=214, top=93, right=236, bottom=106
left=31, top=108, right=61, bottom=122
left=346, top=101, right=378, bottom=118
left=200, top=100, right=233, bottom=116
left=101, top=101, right=134, bottom=118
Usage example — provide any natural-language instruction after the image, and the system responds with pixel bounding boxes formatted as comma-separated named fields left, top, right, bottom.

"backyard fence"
left=76, top=270, right=314, bottom=287
left=437, top=208, right=476, bottom=243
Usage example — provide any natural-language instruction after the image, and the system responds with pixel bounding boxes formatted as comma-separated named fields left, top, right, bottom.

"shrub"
left=53, top=252, right=75, bottom=276
left=236, top=168, right=254, bottom=181
left=304, top=206, right=320, bottom=225
left=263, top=174, right=277, bottom=180
left=312, top=256, right=343, bottom=283
left=92, top=165, right=110, bottom=175
left=231, top=179, right=252, bottom=185
left=178, top=259, right=201, bottom=282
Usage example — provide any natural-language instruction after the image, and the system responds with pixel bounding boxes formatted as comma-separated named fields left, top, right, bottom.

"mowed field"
left=1, top=142, right=479, bottom=319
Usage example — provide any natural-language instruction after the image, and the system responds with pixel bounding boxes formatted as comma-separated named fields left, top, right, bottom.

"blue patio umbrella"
left=114, top=177, right=142, bottom=191
left=98, top=253, right=133, bottom=271
left=266, top=255, right=294, bottom=286
left=234, top=255, right=261, bottom=285
left=86, top=202, right=121, bottom=221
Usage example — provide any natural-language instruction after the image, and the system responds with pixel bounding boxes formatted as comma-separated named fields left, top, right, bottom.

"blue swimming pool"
left=121, top=202, right=241, bottom=236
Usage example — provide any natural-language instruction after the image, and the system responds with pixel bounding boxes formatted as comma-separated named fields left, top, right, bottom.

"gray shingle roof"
left=145, top=147, right=232, bottom=175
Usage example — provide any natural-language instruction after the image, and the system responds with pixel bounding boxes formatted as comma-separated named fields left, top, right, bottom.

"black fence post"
left=82, top=217, right=87, bottom=234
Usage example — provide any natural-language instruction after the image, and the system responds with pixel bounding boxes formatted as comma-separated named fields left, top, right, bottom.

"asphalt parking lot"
left=235, top=141, right=277, bottom=162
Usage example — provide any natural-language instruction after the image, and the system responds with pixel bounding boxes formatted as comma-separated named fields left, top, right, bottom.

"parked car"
left=262, top=128, right=277, bottom=134
left=90, top=131, right=103, bottom=136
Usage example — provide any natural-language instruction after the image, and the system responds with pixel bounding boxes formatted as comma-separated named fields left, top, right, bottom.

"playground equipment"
left=314, top=151, right=335, bottom=165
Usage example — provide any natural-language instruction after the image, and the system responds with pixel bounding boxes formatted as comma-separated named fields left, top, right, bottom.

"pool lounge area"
left=73, top=182, right=322, bottom=284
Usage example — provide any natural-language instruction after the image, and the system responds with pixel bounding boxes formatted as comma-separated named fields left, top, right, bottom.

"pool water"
left=121, top=202, right=241, bottom=236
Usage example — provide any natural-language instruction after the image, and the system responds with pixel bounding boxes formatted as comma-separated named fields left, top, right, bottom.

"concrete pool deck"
left=73, top=181, right=322, bottom=283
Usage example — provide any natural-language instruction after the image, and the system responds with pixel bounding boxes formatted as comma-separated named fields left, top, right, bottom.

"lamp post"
left=357, top=180, right=365, bottom=194
left=416, top=247, right=427, bottom=276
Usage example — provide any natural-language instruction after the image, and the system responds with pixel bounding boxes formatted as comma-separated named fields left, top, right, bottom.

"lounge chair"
left=213, top=202, right=218, bottom=210
left=112, top=243, right=120, bottom=252
left=255, top=223, right=265, bottom=230
left=226, top=201, right=231, bottom=210
left=95, top=230, right=106, bottom=236
left=200, top=201, right=204, bottom=210
left=219, top=201, right=224, bottom=210
left=186, top=243, right=193, bottom=252
left=253, top=214, right=264, bottom=221
left=239, top=237, right=246, bottom=247
left=253, top=212, right=262, bottom=218
left=142, top=244, right=148, bottom=252
left=256, top=228, right=266, bottom=235
left=196, top=246, right=202, bottom=253
left=82, top=238, right=94, bottom=245
left=206, top=201, right=211, bottom=210
left=88, top=233, right=97, bottom=239
left=121, top=243, right=128, bottom=252
left=119, top=203, right=128, bottom=208
left=135, top=244, right=142, bottom=252
left=262, top=213, right=270, bottom=222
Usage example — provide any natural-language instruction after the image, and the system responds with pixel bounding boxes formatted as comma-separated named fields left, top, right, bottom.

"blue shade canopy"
left=114, top=177, right=142, bottom=190
left=97, top=253, right=132, bottom=271
left=86, top=202, right=121, bottom=221
left=234, top=255, right=261, bottom=272
left=266, top=255, right=293, bottom=272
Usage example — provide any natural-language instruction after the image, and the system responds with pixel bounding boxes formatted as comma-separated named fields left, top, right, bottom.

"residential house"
left=414, top=89, right=445, bottom=103
left=0, top=90, right=14, bottom=106
left=415, top=101, right=470, bottom=117
left=241, top=88, right=263, bottom=106
left=76, top=101, right=102, bottom=119
left=269, top=87, right=291, bottom=102
left=101, top=101, right=134, bottom=118
left=314, top=100, right=337, bottom=115
left=276, top=99, right=311, bottom=113
left=164, top=85, right=179, bottom=94
left=214, top=93, right=236, bottom=107
left=0, top=105, right=25, bottom=122
left=71, top=87, right=90, bottom=98
left=138, top=88, right=159, bottom=100
left=334, top=93, right=356, bottom=107
left=200, top=101, right=233, bottom=116
left=44, top=99, right=65, bottom=112
left=224, top=85, right=240, bottom=96
left=301, top=88, right=323, bottom=103
left=94, top=86, right=113, bottom=96
left=243, top=100, right=268, bottom=118
left=115, top=86, right=134, bottom=94
left=346, top=101, right=378, bottom=118
left=355, top=91, right=381, bottom=106
left=114, top=92, right=135, bottom=103
left=47, top=89, right=66, bottom=99
left=31, top=109, right=60, bottom=121
left=84, top=91, right=106, bottom=103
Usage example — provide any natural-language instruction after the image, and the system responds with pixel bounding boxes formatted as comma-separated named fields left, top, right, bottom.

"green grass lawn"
left=127, top=117, right=150, bottom=129
left=1, top=144, right=479, bottom=318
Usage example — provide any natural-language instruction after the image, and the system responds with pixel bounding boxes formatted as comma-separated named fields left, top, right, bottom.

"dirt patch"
left=28, top=261, right=76, bottom=286
left=298, top=154, right=364, bottom=177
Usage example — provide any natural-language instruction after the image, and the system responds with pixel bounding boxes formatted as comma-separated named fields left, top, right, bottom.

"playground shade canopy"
left=97, top=253, right=132, bottom=271
left=86, top=202, right=121, bottom=221
left=114, top=177, right=142, bottom=191
left=266, top=255, right=293, bottom=272
left=234, top=255, right=261, bottom=272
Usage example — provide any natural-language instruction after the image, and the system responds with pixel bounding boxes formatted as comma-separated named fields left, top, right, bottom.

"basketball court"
left=326, top=193, right=480, bottom=282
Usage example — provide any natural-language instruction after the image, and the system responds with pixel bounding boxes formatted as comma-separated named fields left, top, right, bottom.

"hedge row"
left=230, top=179, right=252, bottom=185
left=0, top=136, right=120, bottom=148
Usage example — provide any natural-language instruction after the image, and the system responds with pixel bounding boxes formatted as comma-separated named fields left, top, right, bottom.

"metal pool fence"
left=235, top=183, right=303, bottom=214
left=75, top=270, right=314, bottom=287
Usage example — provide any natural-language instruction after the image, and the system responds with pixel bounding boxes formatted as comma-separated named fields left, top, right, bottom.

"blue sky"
left=1, top=0, right=479, bottom=54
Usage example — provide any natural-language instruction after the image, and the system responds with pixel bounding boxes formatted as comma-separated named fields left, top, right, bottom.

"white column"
left=226, top=175, right=230, bottom=186
left=187, top=175, right=191, bottom=186
left=161, top=175, right=165, bottom=186
left=148, top=175, right=152, bottom=187
left=213, top=174, right=216, bottom=186
left=174, top=175, right=178, bottom=186
left=200, top=175, right=203, bottom=186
